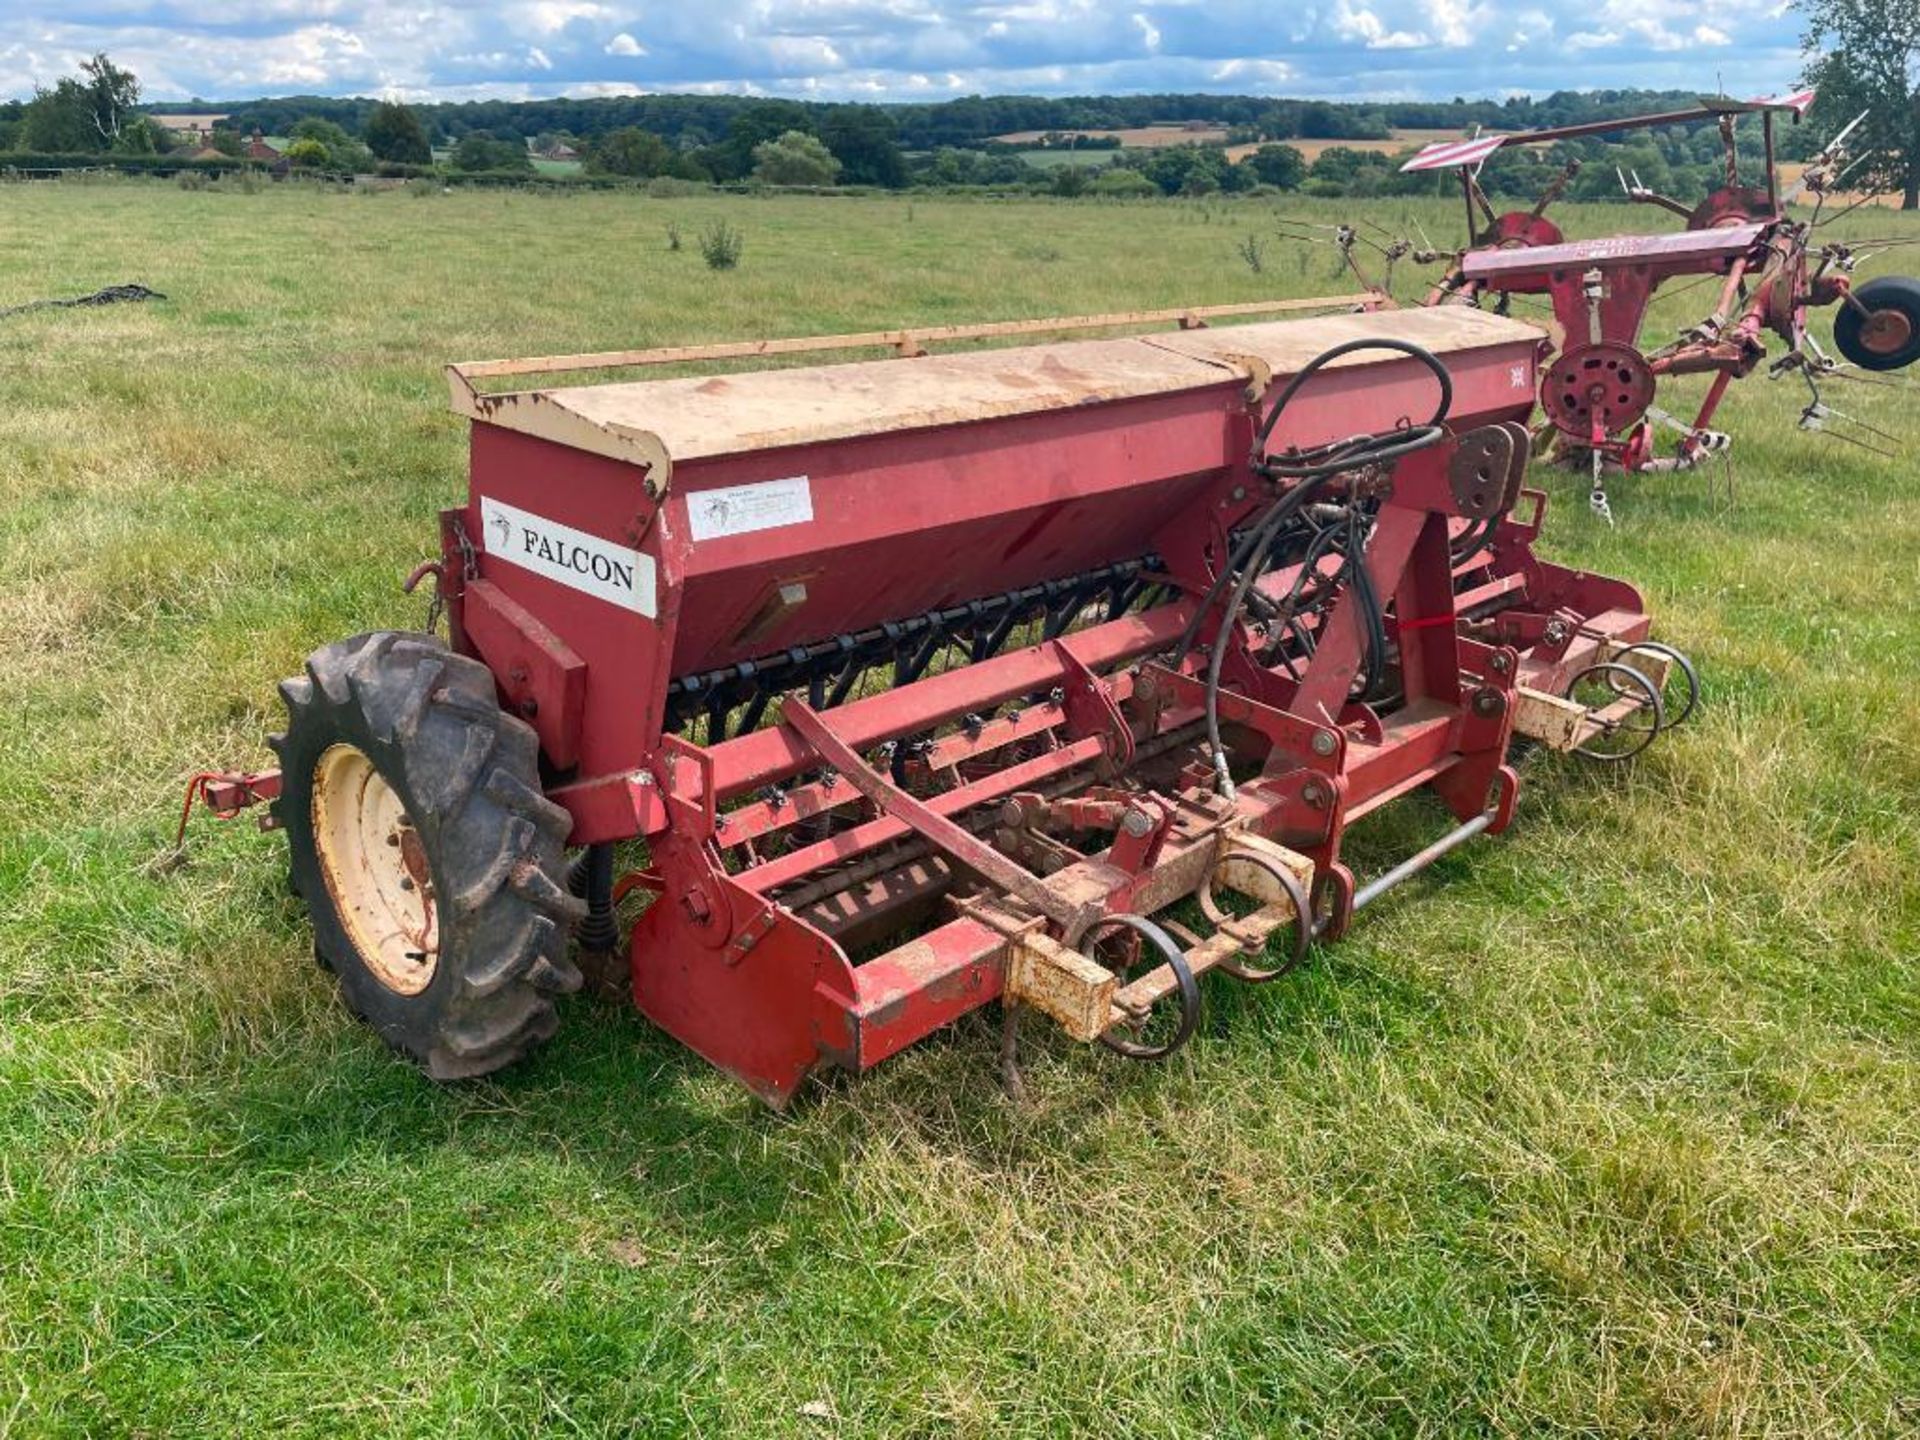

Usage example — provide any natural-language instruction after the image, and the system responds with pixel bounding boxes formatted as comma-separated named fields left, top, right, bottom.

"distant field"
left=424, top=149, right=582, bottom=177
left=1777, top=161, right=1904, bottom=207
left=1005, top=147, right=1116, bottom=169
left=2, top=181, right=1918, bottom=1435
left=993, top=122, right=1236, bottom=148
left=992, top=124, right=1466, bottom=166
left=1229, top=129, right=1466, bottom=162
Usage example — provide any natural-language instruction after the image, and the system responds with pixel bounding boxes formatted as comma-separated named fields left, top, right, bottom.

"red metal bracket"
left=779, top=695, right=1090, bottom=934
left=657, top=733, right=718, bottom=836
left=1054, top=641, right=1135, bottom=769
left=173, top=769, right=283, bottom=850
left=461, top=578, right=588, bottom=770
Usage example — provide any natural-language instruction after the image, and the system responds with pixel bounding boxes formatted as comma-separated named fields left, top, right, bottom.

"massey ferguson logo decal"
left=477, top=496, right=657, bottom=617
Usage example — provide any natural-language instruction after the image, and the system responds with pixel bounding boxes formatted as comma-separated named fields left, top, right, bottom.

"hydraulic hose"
left=1198, top=338, right=1454, bottom=798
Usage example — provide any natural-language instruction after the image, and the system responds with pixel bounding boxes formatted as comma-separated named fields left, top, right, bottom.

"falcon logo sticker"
left=686, top=475, right=814, bottom=542
left=478, top=496, right=657, bottom=616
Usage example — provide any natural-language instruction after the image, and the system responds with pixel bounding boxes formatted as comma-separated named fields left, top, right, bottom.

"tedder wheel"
left=1835, top=276, right=1920, bottom=373
left=271, top=632, right=584, bottom=1079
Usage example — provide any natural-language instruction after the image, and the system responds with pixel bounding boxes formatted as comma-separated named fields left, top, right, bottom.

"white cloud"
left=1332, top=2, right=1430, bottom=50
left=0, top=0, right=1810, bottom=103
left=522, top=1, right=617, bottom=32
left=1427, top=0, right=1482, bottom=47
left=1209, top=58, right=1294, bottom=86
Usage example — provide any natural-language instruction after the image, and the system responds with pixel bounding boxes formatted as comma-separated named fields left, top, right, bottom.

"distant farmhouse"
left=153, top=113, right=228, bottom=143
left=151, top=115, right=284, bottom=166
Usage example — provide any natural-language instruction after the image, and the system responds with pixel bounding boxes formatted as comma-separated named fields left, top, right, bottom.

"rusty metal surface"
left=1003, top=926, right=1117, bottom=1044
left=447, top=294, right=1382, bottom=386
left=1447, top=425, right=1519, bottom=520
left=1463, top=222, right=1768, bottom=280
left=450, top=308, right=1543, bottom=476
left=1145, top=305, right=1542, bottom=381
left=460, top=335, right=1235, bottom=473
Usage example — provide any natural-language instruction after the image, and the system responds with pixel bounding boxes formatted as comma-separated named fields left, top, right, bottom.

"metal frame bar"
left=446, top=293, right=1384, bottom=398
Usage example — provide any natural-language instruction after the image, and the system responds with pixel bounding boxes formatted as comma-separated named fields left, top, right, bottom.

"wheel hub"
left=1540, top=342, right=1657, bottom=440
left=311, top=743, right=440, bottom=995
left=1859, top=307, right=1913, bottom=357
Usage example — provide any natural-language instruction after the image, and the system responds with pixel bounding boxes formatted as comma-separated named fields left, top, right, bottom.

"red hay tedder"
left=1297, top=90, right=1920, bottom=520
left=192, top=298, right=1694, bottom=1104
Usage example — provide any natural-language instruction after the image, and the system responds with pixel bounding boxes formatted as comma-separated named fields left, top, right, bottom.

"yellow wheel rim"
left=311, top=743, right=440, bottom=995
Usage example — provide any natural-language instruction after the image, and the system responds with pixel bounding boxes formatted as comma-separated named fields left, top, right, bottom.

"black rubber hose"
left=1168, top=489, right=1296, bottom=665
left=1202, top=499, right=1310, bottom=793
left=1196, top=338, right=1453, bottom=796
left=1344, top=515, right=1388, bottom=700
left=568, top=843, right=620, bottom=953
left=1253, top=337, right=1454, bottom=474
left=1202, top=495, right=1374, bottom=792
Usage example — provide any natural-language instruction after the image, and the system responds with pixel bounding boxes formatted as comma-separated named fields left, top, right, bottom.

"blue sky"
left=0, top=0, right=1811, bottom=105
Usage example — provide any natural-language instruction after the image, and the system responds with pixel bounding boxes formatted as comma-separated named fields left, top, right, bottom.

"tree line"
left=1, top=71, right=1828, bottom=197
left=148, top=87, right=1823, bottom=155
left=6, top=0, right=1917, bottom=208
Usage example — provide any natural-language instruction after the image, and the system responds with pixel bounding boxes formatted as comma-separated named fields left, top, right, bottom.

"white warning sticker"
left=479, top=495, right=656, bottom=617
left=686, top=475, right=814, bottom=542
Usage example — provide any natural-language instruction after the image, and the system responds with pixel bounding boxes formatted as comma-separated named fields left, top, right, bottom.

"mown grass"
left=1, top=177, right=1917, bottom=1437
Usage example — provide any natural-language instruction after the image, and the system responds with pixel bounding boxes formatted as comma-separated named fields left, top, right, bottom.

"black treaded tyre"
left=1834, top=275, right=1920, bottom=372
left=270, top=631, right=584, bottom=1079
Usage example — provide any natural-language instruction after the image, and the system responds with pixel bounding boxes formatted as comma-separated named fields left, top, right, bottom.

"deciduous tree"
left=365, top=101, right=431, bottom=165
left=751, top=130, right=840, bottom=187
left=721, top=101, right=813, bottom=178
left=817, top=105, right=906, bottom=187
left=19, top=54, right=139, bottom=153
left=451, top=130, right=533, bottom=173
left=1800, top=0, right=1920, bottom=208
left=1243, top=143, right=1306, bottom=190
left=80, top=54, right=139, bottom=145
left=589, top=126, right=675, bottom=178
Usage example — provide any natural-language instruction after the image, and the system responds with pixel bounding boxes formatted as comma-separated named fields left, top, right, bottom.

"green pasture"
left=1, top=179, right=1917, bottom=1436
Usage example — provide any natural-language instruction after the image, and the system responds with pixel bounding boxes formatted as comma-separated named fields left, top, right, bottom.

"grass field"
left=2, top=179, right=1919, bottom=1436
left=993, top=123, right=1242, bottom=147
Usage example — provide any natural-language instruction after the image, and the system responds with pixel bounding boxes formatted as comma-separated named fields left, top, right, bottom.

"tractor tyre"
left=270, top=631, right=584, bottom=1079
left=1835, top=276, right=1920, bottom=372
